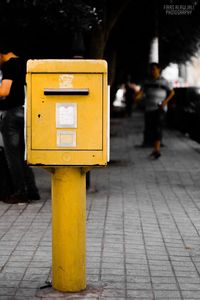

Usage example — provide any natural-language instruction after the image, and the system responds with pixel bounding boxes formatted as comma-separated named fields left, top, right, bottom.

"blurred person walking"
left=124, top=81, right=135, bottom=117
left=0, top=41, right=40, bottom=203
left=136, top=63, right=175, bottom=159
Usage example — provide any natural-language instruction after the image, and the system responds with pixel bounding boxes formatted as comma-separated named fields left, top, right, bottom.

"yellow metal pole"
left=51, top=167, right=86, bottom=292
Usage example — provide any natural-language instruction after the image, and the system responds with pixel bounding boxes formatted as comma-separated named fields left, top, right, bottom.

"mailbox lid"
left=27, top=59, right=107, bottom=74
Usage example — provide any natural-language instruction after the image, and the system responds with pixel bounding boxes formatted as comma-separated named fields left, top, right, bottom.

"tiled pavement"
left=1, top=111, right=200, bottom=299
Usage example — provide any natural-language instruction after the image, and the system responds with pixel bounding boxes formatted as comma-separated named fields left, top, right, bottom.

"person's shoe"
left=0, top=196, right=9, bottom=203
left=149, top=151, right=161, bottom=159
left=3, top=191, right=29, bottom=204
left=154, top=151, right=161, bottom=159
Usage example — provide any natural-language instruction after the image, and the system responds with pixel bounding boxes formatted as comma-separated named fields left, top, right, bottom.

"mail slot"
left=26, top=59, right=109, bottom=166
left=44, top=88, right=89, bottom=96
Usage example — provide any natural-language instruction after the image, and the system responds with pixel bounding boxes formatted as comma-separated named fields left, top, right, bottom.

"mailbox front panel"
left=31, top=73, right=103, bottom=150
left=26, top=59, right=108, bottom=166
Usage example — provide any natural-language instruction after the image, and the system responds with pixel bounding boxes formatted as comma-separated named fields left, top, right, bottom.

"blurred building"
left=162, top=51, right=200, bottom=88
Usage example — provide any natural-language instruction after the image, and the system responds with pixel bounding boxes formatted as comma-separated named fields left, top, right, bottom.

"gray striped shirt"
left=142, top=77, right=173, bottom=111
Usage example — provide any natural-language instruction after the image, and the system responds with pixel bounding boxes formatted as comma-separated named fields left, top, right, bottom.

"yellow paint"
left=26, top=59, right=108, bottom=166
left=27, top=150, right=107, bottom=166
left=52, top=167, right=86, bottom=292
left=25, top=60, right=109, bottom=292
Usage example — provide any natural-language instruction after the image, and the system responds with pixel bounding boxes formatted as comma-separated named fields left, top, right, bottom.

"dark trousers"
left=0, top=107, right=38, bottom=194
left=144, top=109, right=164, bottom=144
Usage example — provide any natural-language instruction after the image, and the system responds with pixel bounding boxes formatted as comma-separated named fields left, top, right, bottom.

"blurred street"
left=1, top=110, right=200, bottom=299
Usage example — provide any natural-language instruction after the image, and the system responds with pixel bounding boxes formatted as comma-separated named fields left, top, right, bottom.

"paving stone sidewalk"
left=1, top=111, right=200, bottom=299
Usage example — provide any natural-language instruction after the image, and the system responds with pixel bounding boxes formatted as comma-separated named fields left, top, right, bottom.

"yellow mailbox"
left=26, top=59, right=108, bottom=166
left=25, top=59, right=109, bottom=293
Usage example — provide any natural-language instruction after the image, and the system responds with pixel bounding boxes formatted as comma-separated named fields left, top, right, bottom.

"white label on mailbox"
left=57, top=130, right=76, bottom=147
left=56, top=103, right=77, bottom=128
